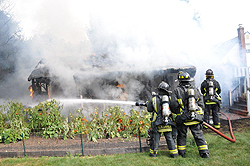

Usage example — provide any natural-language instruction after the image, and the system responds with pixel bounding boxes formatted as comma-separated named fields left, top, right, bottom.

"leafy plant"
left=0, top=100, right=30, bottom=144
left=87, top=108, right=105, bottom=142
left=68, top=108, right=88, bottom=139
left=27, top=99, right=68, bottom=139
left=86, top=106, right=151, bottom=142
left=0, top=99, right=151, bottom=143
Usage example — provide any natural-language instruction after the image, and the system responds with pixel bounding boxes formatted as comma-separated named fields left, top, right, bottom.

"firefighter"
left=170, top=71, right=209, bottom=158
left=200, top=69, right=221, bottom=129
left=146, top=81, right=178, bottom=158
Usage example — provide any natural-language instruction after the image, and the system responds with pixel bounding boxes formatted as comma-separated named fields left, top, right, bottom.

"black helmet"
left=205, top=69, right=214, bottom=76
left=158, top=82, right=170, bottom=92
left=178, top=71, right=192, bottom=82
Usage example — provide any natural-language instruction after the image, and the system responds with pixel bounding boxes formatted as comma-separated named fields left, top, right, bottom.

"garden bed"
left=0, top=116, right=249, bottom=158
left=0, top=134, right=169, bottom=157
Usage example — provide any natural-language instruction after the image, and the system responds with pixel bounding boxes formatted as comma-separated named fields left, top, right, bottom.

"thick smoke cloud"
left=1, top=0, right=245, bottom=108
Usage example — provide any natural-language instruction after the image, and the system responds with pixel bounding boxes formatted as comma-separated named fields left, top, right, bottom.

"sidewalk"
left=219, top=107, right=250, bottom=120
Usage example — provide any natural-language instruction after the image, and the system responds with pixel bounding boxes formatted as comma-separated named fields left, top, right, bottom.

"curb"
left=0, top=144, right=168, bottom=158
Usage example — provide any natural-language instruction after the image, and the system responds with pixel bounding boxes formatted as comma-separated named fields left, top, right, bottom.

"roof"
left=27, top=59, right=50, bottom=81
left=27, top=66, right=50, bottom=81
left=73, top=66, right=196, bottom=84
left=211, top=37, right=239, bottom=61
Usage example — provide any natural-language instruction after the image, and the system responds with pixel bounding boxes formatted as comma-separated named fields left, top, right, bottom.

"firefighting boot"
left=178, top=151, right=185, bottom=158
left=203, top=124, right=208, bottom=129
left=200, top=153, right=209, bottom=158
left=213, top=123, right=221, bottom=129
left=149, top=149, right=158, bottom=157
left=170, top=153, right=178, bottom=158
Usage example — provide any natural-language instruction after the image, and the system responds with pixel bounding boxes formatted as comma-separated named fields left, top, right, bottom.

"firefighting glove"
left=210, top=96, right=218, bottom=103
left=193, top=113, right=204, bottom=122
left=175, top=112, right=189, bottom=124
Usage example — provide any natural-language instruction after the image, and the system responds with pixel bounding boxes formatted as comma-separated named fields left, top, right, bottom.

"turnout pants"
left=177, top=123, right=209, bottom=156
left=204, top=104, right=220, bottom=128
left=150, top=131, right=178, bottom=157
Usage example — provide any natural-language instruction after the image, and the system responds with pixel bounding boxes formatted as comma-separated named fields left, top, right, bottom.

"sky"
left=1, top=0, right=250, bottom=105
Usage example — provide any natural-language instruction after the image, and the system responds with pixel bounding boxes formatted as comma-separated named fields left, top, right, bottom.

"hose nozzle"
left=135, top=102, right=147, bottom=107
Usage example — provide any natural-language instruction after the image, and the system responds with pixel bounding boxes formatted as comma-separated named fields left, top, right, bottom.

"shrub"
left=27, top=99, right=69, bottom=139
left=0, top=99, right=151, bottom=143
left=68, top=108, right=88, bottom=139
left=0, top=100, right=30, bottom=144
left=86, top=106, right=151, bottom=142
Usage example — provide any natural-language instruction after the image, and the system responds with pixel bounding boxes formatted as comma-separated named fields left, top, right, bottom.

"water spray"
left=50, top=98, right=137, bottom=106
left=48, top=98, right=235, bottom=143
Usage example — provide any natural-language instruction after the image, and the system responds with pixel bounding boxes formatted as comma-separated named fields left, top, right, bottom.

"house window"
left=246, top=43, right=250, bottom=53
left=246, top=34, right=249, bottom=40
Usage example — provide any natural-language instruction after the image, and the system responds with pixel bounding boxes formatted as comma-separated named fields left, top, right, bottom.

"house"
left=208, top=24, right=249, bottom=116
left=73, top=66, right=196, bottom=101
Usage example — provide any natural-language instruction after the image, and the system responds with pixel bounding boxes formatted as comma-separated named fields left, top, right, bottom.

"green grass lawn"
left=0, top=131, right=249, bottom=166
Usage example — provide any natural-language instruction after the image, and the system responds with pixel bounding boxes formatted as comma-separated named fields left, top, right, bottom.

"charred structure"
left=27, top=60, right=62, bottom=101
left=73, top=66, right=196, bottom=101
left=28, top=59, right=196, bottom=102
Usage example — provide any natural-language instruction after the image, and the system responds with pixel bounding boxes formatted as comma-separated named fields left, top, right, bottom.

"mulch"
left=0, top=133, right=165, bottom=158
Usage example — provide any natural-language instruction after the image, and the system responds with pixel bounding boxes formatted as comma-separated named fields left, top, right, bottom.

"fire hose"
left=203, top=111, right=236, bottom=143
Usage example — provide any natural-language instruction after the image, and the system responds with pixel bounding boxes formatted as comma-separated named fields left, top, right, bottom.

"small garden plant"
left=0, top=99, right=150, bottom=143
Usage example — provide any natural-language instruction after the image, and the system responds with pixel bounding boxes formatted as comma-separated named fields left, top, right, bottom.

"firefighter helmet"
left=205, top=69, right=214, bottom=76
left=178, top=71, right=192, bottom=82
left=158, top=82, right=170, bottom=92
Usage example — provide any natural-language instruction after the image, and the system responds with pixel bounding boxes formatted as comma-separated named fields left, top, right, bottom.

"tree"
left=0, top=0, right=22, bottom=80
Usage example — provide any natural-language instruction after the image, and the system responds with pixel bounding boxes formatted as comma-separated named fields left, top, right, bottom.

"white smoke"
left=2, top=0, right=247, bottom=107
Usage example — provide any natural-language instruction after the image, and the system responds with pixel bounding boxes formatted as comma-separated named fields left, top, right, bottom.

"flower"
left=118, top=119, right=122, bottom=123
